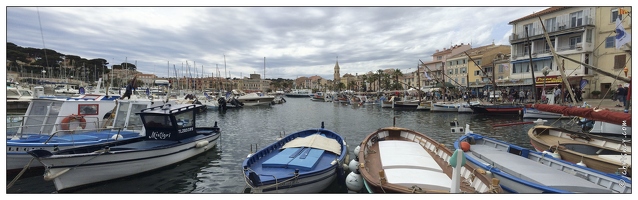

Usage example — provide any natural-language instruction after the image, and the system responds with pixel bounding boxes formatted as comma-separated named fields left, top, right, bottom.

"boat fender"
left=349, top=155, right=360, bottom=172
left=354, top=145, right=361, bottom=155
left=575, top=156, right=587, bottom=167
left=460, top=141, right=471, bottom=152
left=195, top=140, right=209, bottom=148
left=345, top=169, right=363, bottom=192
left=44, top=168, right=71, bottom=181
left=60, top=114, right=87, bottom=130
left=247, top=171, right=261, bottom=185
left=111, top=134, right=124, bottom=140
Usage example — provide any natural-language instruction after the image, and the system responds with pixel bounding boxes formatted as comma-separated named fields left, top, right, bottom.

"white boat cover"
left=281, top=134, right=341, bottom=155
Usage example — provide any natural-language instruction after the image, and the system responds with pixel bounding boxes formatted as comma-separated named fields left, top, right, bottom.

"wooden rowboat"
left=528, top=125, right=631, bottom=177
left=356, top=126, right=503, bottom=193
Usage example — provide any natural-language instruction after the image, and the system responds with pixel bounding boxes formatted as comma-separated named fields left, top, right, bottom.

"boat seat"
left=384, top=168, right=451, bottom=191
left=379, top=141, right=442, bottom=173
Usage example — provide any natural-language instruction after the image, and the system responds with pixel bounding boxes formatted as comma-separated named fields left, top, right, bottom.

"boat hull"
left=455, top=132, right=631, bottom=193
left=32, top=133, right=220, bottom=192
left=7, top=131, right=143, bottom=172
left=522, top=108, right=563, bottom=119
left=470, top=104, right=523, bottom=115
left=431, top=102, right=459, bottom=112
left=527, top=125, right=632, bottom=177
left=242, top=127, right=347, bottom=193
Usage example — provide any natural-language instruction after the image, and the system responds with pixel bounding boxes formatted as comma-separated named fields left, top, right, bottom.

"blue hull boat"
left=453, top=125, right=631, bottom=193
left=242, top=122, right=348, bottom=193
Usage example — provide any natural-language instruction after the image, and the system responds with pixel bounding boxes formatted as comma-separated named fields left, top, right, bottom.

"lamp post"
left=541, top=66, right=550, bottom=102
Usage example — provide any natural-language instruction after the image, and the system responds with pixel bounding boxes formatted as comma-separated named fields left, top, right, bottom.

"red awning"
left=535, top=83, right=559, bottom=88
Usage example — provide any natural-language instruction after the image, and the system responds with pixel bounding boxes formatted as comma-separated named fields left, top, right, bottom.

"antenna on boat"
left=393, top=117, right=396, bottom=127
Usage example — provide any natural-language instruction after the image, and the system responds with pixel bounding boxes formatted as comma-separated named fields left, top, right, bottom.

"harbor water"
left=6, top=97, right=580, bottom=193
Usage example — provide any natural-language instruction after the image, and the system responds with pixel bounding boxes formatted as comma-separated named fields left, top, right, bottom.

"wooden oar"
left=492, top=121, right=534, bottom=127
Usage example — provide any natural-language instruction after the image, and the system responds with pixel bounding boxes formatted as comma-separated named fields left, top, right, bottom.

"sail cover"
left=281, top=134, right=342, bottom=155
left=533, top=104, right=631, bottom=126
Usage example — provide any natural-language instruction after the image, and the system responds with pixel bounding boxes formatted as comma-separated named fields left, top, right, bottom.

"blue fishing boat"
left=242, top=122, right=348, bottom=193
left=453, top=124, right=631, bottom=193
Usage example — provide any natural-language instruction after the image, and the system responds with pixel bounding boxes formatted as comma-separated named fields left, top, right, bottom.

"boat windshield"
left=143, top=115, right=173, bottom=128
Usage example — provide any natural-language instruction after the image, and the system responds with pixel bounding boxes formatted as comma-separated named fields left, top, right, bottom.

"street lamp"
left=541, top=66, right=551, bottom=102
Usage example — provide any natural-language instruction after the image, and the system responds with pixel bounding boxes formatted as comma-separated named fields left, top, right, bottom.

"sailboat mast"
left=525, top=27, right=537, bottom=103
left=417, top=62, right=421, bottom=101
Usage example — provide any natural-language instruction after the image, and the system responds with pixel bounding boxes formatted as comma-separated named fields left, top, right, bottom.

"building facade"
left=593, top=7, right=632, bottom=96
left=509, top=6, right=597, bottom=98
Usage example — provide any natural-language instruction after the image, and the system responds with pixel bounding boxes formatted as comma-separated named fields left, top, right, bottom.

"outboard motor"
left=218, top=97, right=227, bottom=111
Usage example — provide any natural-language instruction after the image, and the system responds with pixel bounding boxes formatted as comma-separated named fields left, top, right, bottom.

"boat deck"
left=361, top=133, right=487, bottom=193
left=467, top=143, right=612, bottom=193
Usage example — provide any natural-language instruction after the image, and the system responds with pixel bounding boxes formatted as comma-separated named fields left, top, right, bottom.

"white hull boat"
left=431, top=102, right=459, bottom=112
left=27, top=104, right=221, bottom=192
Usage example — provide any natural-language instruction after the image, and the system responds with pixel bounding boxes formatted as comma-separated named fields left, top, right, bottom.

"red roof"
left=509, top=7, right=569, bottom=24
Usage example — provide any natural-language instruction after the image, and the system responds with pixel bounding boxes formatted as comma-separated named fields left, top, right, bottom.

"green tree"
left=392, top=69, right=403, bottom=90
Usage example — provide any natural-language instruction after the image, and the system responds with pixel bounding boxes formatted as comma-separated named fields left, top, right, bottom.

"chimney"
left=436, top=50, right=439, bottom=53
left=444, top=48, right=447, bottom=50
left=461, top=43, right=464, bottom=45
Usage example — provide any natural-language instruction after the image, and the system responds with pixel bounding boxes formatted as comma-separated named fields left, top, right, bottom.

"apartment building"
left=509, top=7, right=597, bottom=97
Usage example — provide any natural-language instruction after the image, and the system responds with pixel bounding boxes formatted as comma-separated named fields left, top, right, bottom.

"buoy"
left=345, top=169, right=363, bottom=192
left=460, top=141, right=471, bottom=152
left=111, top=134, right=124, bottom=140
left=576, top=159, right=587, bottom=167
left=354, top=145, right=361, bottom=155
left=551, top=150, right=561, bottom=159
left=349, top=155, right=360, bottom=172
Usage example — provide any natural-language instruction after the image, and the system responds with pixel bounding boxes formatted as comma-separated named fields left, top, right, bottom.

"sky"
left=5, top=3, right=552, bottom=81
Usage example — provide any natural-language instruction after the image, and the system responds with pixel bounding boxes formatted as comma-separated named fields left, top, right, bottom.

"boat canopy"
left=281, top=134, right=342, bottom=155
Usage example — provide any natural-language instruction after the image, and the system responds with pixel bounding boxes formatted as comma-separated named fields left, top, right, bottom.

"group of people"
left=614, top=84, right=629, bottom=107
left=552, top=85, right=584, bottom=104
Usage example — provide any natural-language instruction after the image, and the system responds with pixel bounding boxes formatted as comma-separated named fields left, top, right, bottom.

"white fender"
left=195, top=140, right=209, bottom=148
left=345, top=170, right=363, bottom=192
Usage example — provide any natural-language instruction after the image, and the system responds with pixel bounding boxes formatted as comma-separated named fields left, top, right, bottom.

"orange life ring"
left=61, top=114, right=87, bottom=130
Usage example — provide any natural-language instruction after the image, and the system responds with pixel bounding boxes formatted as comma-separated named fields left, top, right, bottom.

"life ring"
left=60, top=114, right=87, bottom=130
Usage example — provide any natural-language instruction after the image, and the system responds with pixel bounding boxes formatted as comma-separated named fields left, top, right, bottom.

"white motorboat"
left=237, top=92, right=275, bottom=106
left=7, top=95, right=174, bottom=175
left=457, top=100, right=481, bottom=113
left=430, top=101, right=460, bottom=112
left=285, top=89, right=312, bottom=98
left=27, top=104, right=221, bottom=192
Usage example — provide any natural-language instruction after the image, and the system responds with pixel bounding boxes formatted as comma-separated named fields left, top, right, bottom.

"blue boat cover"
left=262, top=147, right=325, bottom=171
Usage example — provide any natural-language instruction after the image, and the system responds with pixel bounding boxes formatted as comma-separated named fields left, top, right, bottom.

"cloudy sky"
left=5, top=4, right=549, bottom=80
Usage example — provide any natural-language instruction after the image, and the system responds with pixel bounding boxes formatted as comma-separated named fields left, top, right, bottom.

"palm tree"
left=382, top=73, right=391, bottom=91
left=337, top=82, right=346, bottom=91
left=349, top=80, right=357, bottom=91
left=361, top=74, right=368, bottom=92
left=377, top=69, right=384, bottom=92
left=367, top=75, right=377, bottom=92
left=392, top=69, right=403, bottom=90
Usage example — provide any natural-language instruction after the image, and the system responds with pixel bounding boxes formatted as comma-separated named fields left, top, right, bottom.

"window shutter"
left=614, top=55, right=626, bottom=69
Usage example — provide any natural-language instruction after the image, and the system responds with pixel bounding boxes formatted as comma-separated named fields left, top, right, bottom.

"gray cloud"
left=7, top=6, right=546, bottom=80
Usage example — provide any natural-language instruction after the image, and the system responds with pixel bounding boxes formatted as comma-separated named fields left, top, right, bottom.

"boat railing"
left=8, top=116, right=110, bottom=137
left=41, top=126, right=135, bottom=144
